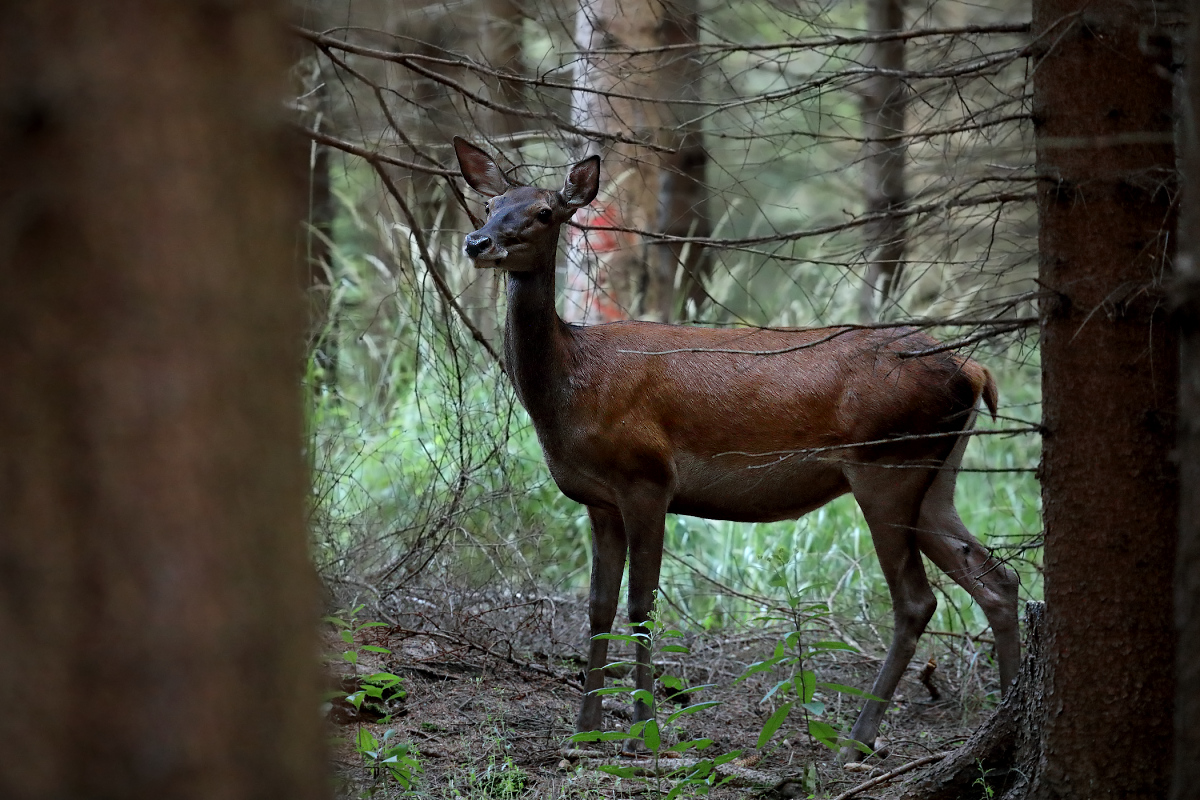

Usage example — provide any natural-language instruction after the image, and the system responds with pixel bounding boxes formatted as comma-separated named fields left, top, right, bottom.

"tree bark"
left=904, top=3, right=1180, bottom=798
left=858, top=0, right=908, bottom=321
left=0, top=3, right=327, bottom=799
left=566, top=0, right=709, bottom=323
left=1032, top=0, right=1178, bottom=797
left=1173, top=7, right=1200, bottom=800
left=901, top=603, right=1048, bottom=800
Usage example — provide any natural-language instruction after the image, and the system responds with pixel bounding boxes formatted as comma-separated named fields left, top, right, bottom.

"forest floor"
left=325, top=588, right=1005, bottom=800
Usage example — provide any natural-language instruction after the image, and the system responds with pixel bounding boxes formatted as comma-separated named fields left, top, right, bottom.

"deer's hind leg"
left=915, top=430, right=1020, bottom=692
left=843, top=462, right=940, bottom=760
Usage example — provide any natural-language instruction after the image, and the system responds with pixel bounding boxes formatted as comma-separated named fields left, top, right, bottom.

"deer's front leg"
left=576, top=506, right=627, bottom=732
left=622, top=489, right=668, bottom=727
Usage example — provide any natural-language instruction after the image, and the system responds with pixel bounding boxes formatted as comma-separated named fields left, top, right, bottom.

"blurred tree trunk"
left=858, top=0, right=908, bottom=321
left=1173, top=7, right=1200, bottom=800
left=461, top=0, right=529, bottom=343
left=0, top=3, right=327, bottom=799
left=1032, top=0, right=1178, bottom=796
left=566, top=0, right=709, bottom=323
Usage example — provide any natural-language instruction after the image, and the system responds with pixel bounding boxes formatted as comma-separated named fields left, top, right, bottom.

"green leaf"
left=666, top=683, right=717, bottom=697
left=660, top=675, right=684, bottom=691
left=357, top=621, right=388, bottom=629
left=808, top=640, right=858, bottom=652
left=340, top=630, right=354, bottom=644
left=762, top=678, right=793, bottom=703
left=642, top=719, right=661, bottom=751
left=756, top=701, right=793, bottom=749
left=323, top=616, right=349, bottom=628
left=660, top=629, right=685, bottom=638
left=665, top=738, right=714, bottom=753
left=592, top=633, right=643, bottom=646
left=665, top=702, right=720, bottom=724
left=818, top=682, right=885, bottom=702
left=797, top=670, right=816, bottom=703
left=363, top=672, right=403, bottom=687
left=361, top=645, right=392, bottom=654
left=346, top=690, right=366, bottom=710
left=631, top=689, right=655, bottom=707
left=364, top=685, right=384, bottom=699
left=356, top=728, right=379, bottom=752
left=807, top=720, right=841, bottom=750
left=597, top=765, right=637, bottom=779
left=342, top=650, right=358, bottom=665
left=594, top=686, right=636, bottom=696
left=801, top=701, right=825, bottom=716
left=714, top=750, right=743, bottom=766
left=736, top=656, right=786, bottom=682
left=660, top=644, right=690, bottom=654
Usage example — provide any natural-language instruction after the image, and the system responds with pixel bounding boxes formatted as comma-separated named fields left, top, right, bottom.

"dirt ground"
left=325, top=589, right=1006, bottom=799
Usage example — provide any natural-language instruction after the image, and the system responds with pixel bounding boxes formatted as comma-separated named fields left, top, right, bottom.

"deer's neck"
left=503, top=263, right=574, bottom=422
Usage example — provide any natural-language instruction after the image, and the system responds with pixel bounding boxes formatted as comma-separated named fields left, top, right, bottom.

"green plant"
left=973, top=759, right=996, bottom=799
left=326, top=605, right=421, bottom=792
left=356, top=727, right=423, bottom=791
left=569, top=600, right=740, bottom=798
left=738, top=552, right=879, bottom=756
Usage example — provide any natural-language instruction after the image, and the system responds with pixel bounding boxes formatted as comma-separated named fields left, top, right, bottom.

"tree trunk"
left=903, top=3, right=1180, bottom=798
left=858, top=0, right=908, bottom=321
left=0, top=3, right=327, bottom=799
left=1173, top=8, right=1200, bottom=800
left=566, top=0, right=709, bottom=323
left=901, top=603, right=1048, bottom=800
left=654, top=0, right=711, bottom=321
left=1033, top=1, right=1178, bottom=796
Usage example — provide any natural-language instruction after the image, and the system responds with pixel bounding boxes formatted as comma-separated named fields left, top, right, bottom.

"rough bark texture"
left=858, top=0, right=908, bottom=321
left=566, top=0, right=709, bottom=323
left=0, top=3, right=327, bottom=799
left=901, top=603, right=1048, bottom=800
left=1173, top=8, right=1200, bottom=800
left=1033, top=1, right=1179, bottom=797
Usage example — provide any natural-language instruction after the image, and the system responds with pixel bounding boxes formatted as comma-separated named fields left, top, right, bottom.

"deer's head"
left=453, top=137, right=600, bottom=272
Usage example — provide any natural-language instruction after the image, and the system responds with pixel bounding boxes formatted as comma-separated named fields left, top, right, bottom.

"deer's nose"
left=464, top=233, right=492, bottom=258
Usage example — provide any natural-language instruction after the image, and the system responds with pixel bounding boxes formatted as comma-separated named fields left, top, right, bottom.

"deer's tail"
left=962, top=359, right=999, bottom=421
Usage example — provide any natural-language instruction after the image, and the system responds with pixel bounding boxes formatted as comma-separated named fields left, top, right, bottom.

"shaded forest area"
left=0, top=1, right=1198, bottom=799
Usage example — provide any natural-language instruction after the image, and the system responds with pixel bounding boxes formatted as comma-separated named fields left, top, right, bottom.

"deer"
left=452, top=137, right=1020, bottom=759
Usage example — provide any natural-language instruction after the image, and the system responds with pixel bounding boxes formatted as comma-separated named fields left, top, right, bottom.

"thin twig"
left=369, top=161, right=502, bottom=366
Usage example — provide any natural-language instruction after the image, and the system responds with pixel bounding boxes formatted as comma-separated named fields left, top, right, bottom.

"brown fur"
left=453, top=137, right=1020, bottom=759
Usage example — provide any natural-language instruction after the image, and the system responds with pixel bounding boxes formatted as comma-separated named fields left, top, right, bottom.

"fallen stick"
left=830, top=752, right=952, bottom=800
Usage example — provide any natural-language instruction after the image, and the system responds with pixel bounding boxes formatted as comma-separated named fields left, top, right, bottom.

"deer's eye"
left=537, top=208, right=553, bottom=223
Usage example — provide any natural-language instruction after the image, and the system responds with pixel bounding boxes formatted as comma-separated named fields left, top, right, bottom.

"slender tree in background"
left=1174, top=8, right=1200, bottom=800
left=463, top=0, right=528, bottom=341
left=1032, top=0, right=1178, bottom=795
left=0, top=3, right=327, bottom=798
left=858, top=0, right=908, bottom=321
left=566, top=0, right=710, bottom=323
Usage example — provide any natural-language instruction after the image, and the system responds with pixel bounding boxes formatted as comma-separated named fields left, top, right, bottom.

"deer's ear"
left=561, top=155, right=600, bottom=208
left=453, top=137, right=510, bottom=197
